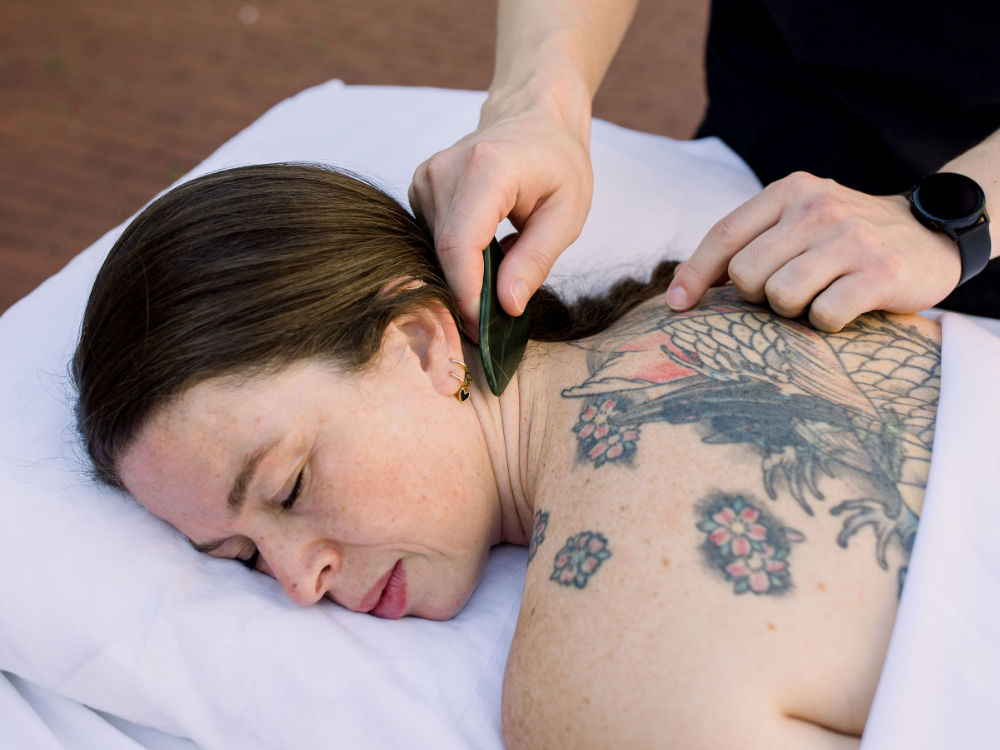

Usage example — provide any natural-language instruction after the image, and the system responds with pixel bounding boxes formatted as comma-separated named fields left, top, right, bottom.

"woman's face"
left=118, top=355, right=500, bottom=620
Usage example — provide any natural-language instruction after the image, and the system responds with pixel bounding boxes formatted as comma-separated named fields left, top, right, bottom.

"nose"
left=260, top=538, right=341, bottom=607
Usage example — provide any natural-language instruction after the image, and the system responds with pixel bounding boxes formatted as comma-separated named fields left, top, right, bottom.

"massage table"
left=2, top=82, right=998, bottom=749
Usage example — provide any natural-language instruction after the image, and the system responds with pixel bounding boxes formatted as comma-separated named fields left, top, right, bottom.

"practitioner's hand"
left=665, top=171, right=962, bottom=332
left=409, top=95, right=593, bottom=337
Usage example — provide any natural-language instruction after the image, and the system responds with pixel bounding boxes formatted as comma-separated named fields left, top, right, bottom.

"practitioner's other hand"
left=665, top=171, right=962, bottom=332
left=409, top=93, right=593, bottom=337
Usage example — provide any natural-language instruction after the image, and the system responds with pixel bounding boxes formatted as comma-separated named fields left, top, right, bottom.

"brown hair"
left=73, top=163, right=675, bottom=488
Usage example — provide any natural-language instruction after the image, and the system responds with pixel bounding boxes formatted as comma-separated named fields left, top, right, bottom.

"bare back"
left=504, top=287, right=942, bottom=748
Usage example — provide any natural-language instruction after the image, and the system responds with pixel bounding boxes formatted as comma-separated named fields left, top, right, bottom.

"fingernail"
left=666, top=283, right=688, bottom=310
left=510, top=280, right=528, bottom=315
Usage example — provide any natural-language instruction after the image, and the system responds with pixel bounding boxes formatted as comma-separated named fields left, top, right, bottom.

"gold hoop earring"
left=449, top=358, right=472, bottom=403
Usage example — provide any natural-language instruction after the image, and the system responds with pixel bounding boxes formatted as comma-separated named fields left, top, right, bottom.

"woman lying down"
left=73, top=164, right=940, bottom=748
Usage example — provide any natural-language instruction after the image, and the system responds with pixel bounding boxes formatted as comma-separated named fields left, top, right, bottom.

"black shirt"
left=697, top=0, right=1000, bottom=316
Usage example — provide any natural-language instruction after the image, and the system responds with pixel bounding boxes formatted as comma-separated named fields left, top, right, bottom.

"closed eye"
left=281, top=470, right=304, bottom=511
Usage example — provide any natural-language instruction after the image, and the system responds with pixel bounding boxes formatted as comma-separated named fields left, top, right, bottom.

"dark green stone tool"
left=478, top=237, right=530, bottom=396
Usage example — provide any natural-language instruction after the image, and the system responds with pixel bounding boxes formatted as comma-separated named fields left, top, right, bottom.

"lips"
left=359, top=565, right=394, bottom=614
left=370, top=560, right=407, bottom=619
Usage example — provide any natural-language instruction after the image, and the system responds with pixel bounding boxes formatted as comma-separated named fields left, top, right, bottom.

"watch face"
left=913, top=172, right=985, bottom=224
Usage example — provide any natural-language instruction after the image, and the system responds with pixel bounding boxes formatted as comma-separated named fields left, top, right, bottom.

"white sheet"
left=860, top=312, right=1000, bottom=750
left=0, top=82, right=761, bottom=748
left=1, top=671, right=196, bottom=750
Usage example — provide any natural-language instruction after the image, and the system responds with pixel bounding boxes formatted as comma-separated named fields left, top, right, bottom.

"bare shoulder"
left=504, top=289, right=941, bottom=748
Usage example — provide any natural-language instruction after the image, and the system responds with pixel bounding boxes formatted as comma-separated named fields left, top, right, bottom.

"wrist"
left=482, top=69, right=592, bottom=143
left=939, top=128, right=1000, bottom=262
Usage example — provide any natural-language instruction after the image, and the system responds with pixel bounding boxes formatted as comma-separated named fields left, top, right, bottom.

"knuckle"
left=467, top=139, right=504, bottom=172
left=707, top=215, right=740, bottom=248
left=868, top=250, right=906, bottom=282
left=422, top=152, right=453, bottom=187
left=763, top=277, right=801, bottom=316
left=434, top=230, right=465, bottom=260
left=808, top=300, right=846, bottom=332
left=782, top=170, right=818, bottom=192
left=725, top=254, right=750, bottom=287
left=807, top=194, right=848, bottom=223
left=726, top=255, right=760, bottom=295
left=778, top=171, right=836, bottom=201
left=517, top=246, right=555, bottom=284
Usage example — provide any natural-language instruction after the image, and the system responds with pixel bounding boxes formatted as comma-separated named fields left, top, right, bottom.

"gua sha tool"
left=478, top=237, right=530, bottom=396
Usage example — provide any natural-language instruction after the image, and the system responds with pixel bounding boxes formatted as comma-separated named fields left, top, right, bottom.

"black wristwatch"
left=906, top=172, right=991, bottom=286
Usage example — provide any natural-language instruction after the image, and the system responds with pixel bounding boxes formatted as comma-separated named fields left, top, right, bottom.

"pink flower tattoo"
left=572, top=398, right=640, bottom=468
left=551, top=531, right=612, bottom=588
left=697, top=493, right=805, bottom=595
left=528, top=510, right=549, bottom=563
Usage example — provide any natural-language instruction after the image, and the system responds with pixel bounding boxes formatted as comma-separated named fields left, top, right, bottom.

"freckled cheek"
left=313, top=438, right=466, bottom=542
left=311, top=470, right=411, bottom=539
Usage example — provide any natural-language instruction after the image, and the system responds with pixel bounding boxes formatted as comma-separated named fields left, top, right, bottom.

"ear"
left=381, top=301, right=465, bottom=398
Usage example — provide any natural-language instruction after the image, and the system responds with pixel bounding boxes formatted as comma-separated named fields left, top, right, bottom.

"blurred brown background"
left=0, top=0, right=709, bottom=313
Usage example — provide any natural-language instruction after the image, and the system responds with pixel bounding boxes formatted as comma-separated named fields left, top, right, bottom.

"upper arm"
left=499, top=518, right=770, bottom=749
left=503, top=631, right=861, bottom=750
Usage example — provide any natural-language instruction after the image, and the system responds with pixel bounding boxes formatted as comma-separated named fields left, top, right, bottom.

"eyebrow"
left=227, top=441, right=278, bottom=514
left=189, top=440, right=280, bottom=555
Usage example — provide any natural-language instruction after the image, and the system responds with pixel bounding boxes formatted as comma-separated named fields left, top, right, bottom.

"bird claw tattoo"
left=830, top=496, right=917, bottom=571
left=761, top=444, right=832, bottom=515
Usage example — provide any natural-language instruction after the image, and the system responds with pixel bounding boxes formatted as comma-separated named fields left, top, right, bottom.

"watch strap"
left=956, top=218, right=992, bottom=286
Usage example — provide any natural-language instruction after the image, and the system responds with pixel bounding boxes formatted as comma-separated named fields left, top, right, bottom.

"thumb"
left=495, top=198, right=585, bottom=316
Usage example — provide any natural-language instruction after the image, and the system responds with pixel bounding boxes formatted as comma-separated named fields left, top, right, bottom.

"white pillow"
left=0, top=82, right=760, bottom=748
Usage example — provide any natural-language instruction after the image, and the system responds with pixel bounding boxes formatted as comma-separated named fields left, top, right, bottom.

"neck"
left=464, top=340, right=548, bottom=547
